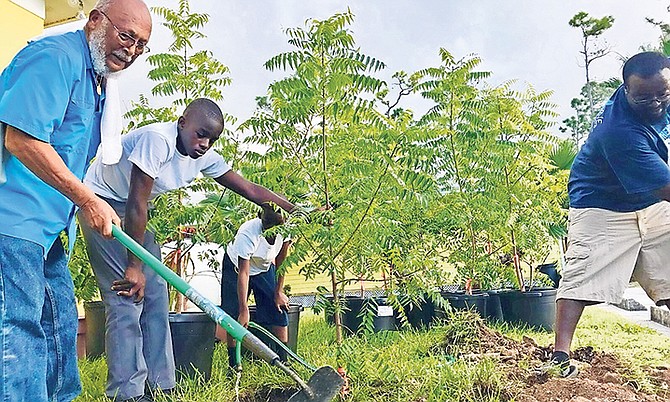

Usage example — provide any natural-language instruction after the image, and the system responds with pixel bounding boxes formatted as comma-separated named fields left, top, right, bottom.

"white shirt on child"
left=85, top=121, right=231, bottom=201
left=227, top=218, right=289, bottom=276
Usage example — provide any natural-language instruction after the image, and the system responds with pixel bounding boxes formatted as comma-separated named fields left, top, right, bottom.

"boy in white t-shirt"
left=80, top=98, right=294, bottom=402
left=220, top=203, right=291, bottom=369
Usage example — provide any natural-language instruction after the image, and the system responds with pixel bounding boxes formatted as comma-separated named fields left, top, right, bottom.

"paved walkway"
left=595, top=286, right=670, bottom=337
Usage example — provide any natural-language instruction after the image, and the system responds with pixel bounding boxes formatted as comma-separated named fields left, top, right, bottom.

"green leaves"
left=569, top=11, right=615, bottom=38
left=239, top=11, right=447, bottom=336
left=549, top=140, right=578, bottom=171
left=66, top=226, right=100, bottom=303
left=126, top=0, right=232, bottom=128
left=152, top=2, right=208, bottom=53
left=264, top=51, right=308, bottom=72
left=415, top=48, right=568, bottom=290
left=123, top=3, right=571, bottom=324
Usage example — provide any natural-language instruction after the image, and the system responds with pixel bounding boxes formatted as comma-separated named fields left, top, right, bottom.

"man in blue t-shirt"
left=548, top=52, right=670, bottom=378
left=0, top=0, right=151, bottom=400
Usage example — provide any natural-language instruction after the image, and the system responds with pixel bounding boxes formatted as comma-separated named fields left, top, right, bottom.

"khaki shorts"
left=557, top=202, right=670, bottom=304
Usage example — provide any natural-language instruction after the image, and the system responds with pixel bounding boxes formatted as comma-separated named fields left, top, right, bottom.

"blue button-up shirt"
left=569, top=86, right=670, bottom=212
left=0, top=30, right=103, bottom=256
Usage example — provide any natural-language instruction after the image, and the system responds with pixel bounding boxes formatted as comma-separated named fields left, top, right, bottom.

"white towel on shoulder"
left=100, top=74, right=122, bottom=165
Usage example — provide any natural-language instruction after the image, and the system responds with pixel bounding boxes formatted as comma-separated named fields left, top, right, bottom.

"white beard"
left=88, top=25, right=111, bottom=77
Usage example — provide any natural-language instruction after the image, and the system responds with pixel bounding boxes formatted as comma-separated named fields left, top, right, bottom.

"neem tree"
left=417, top=49, right=567, bottom=292
left=124, top=0, right=241, bottom=312
left=241, top=10, right=437, bottom=343
left=480, top=84, right=565, bottom=290
left=415, top=50, right=506, bottom=290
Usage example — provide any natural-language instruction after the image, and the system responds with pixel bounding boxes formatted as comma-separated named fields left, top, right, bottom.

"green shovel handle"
left=111, top=225, right=323, bottom=396
left=111, top=225, right=249, bottom=342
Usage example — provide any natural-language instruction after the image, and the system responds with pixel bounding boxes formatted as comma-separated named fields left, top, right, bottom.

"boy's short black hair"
left=258, top=202, right=284, bottom=228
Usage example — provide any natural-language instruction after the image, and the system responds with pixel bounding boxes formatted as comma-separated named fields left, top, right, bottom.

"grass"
left=75, top=307, right=670, bottom=402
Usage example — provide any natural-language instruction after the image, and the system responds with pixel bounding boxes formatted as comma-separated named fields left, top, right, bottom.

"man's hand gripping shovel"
left=112, top=225, right=343, bottom=402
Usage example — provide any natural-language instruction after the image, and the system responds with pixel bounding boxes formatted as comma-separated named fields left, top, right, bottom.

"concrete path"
left=595, top=285, right=670, bottom=337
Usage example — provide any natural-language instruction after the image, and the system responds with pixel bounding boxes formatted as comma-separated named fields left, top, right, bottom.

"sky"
left=50, top=0, right=670, bottom=136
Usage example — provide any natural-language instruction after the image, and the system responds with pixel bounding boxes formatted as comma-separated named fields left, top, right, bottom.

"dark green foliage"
left=66, top=226, right=100, bottom=303
left=569, top=12, right=614, bottom=37
left=559, top=78, right=621, bottom=144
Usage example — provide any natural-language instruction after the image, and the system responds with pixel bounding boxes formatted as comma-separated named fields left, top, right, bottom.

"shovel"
left=111, top=225, right=343, bottom=402
left=245, top=322, right=345, bottom=402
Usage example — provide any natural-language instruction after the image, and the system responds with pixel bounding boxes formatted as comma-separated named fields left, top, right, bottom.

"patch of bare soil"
left=434, top=312, right=670, bottom=402
left=237, top=386, right=299, bottom=402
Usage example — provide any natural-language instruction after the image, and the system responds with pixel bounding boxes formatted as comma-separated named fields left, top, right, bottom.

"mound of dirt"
left=516, top=350, right=665, bottom=402
left=436, top=312, right=670, bottom=402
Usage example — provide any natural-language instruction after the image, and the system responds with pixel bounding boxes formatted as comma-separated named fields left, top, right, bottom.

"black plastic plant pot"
left=248, top=303, right=303, bottom=353
left=169, top=311, right=216, bottom=381
left=83, top=300, right=106, bottom=359
left=402, top=295, right=436, bottom=329
left=497, top=288, right=557, bottom=331
left=483, top=289, right=505, bottom=322
left=437, top=291, right=488, bottom=319
left=333, top=296, right=397, bottom=335
left=538, top=263, right=561, bottom=288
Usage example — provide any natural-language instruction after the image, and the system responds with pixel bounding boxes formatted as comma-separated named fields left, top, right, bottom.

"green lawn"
left=75, top=307, right=670, bottom=402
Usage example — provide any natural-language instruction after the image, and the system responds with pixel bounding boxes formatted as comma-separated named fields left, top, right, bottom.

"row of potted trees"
left=315, top=285, right=560, bottom=335
left=69, top=4, right=576, bottom=376
left=235, top=13, right=575, bottom=340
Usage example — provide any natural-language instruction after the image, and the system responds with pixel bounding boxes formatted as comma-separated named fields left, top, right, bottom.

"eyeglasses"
left=98, top=10, right=150, bottom=54
left=625, top=87, right=670, bottom=106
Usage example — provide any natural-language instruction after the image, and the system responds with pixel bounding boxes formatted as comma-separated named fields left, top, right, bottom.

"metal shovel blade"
left=287, top=366, right=344, bottom=402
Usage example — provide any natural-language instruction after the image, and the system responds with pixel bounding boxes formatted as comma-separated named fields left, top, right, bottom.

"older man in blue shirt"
left=0, top=0, right=151, bottom=401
